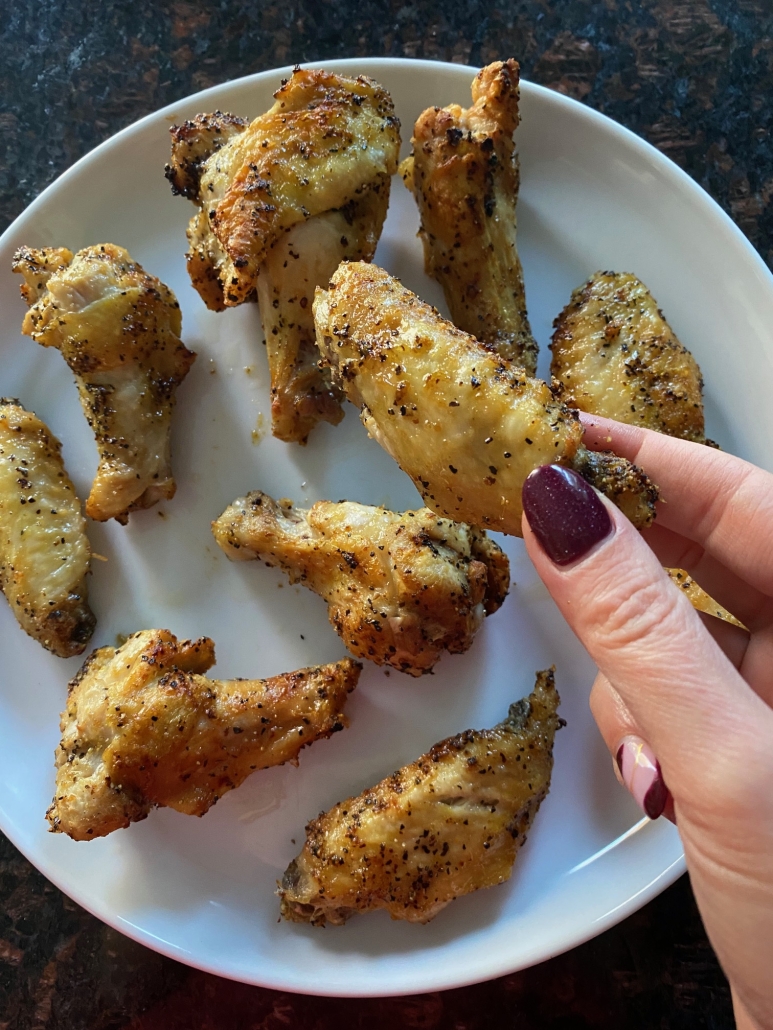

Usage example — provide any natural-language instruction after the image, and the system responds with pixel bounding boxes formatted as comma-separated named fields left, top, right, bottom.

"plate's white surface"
left=0, top=57, right=771, bottom=997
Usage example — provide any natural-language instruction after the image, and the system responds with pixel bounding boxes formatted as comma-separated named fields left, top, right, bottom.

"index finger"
left=580, top=413, right=773, bottom=599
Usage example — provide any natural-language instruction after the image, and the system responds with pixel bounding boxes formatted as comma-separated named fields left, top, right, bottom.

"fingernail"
left=522, top=464, right=613, bottom=565
left=615, top=736, right=669, bottom=820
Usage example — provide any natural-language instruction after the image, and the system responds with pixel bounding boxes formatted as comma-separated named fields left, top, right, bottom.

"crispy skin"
left=167, top=69, right=400, bottom=443
left=167, top=69, right=400, bottom=309
left=0, top=399, right=94, bottom=657
left=551, top=272, right=706, bottom=442
left=212, top=492, right=509, bottom=676
left=666, top=568, right=746, bottom=629
left=313, top=262, right=657, bottom=535
left=47, top=630, right=361, bottom=840
left=13, top=245, right=195, bottom=524
left=279, top=668, right=561, bottom=925
left=552, top=273, right=744, bottom=623
left=400, top=60, right=536, bottom=373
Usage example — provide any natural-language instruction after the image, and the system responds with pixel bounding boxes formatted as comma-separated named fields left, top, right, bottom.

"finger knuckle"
left=588, top=572, right=684, bottom=654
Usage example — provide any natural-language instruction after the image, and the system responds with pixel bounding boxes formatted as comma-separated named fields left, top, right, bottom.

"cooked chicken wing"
left=13, top=245, right=195, bottom=524
left=551, top=273, right=744, bottom=624
left=212, top=492, right=509, bottom=676
left=0, top=399, right=94, bottom=657
left=47, top=629, right=361, bottom=840
left=551, top=272, right=706, bottom=442
left=166, top=69, right=400, bottom=443
left=256, top=191, right=389, bottom=442
left=279, top=668, right=561, bottom=925
left=313, top=262, right=657, bottom=535
left=399, top=60, right=536, bottom=373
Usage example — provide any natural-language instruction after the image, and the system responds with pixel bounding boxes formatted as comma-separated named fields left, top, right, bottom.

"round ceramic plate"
left=0, top=58, right=771, bottom=997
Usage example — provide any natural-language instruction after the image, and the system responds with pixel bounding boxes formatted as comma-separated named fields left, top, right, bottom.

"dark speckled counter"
left=1, top=1, right=770, bottom=1026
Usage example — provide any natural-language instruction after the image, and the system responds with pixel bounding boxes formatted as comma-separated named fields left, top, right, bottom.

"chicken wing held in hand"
left=167, top=69, right=400, bottom=443
left=212, top=492, right=509, bottom=676
left=313, top=262, right=657, bottom=535
left=279, top=668, right=561, bottom=925
left=551, top=272, right=707, bottom=443
left=13, top=245, right=195, bottom=524
left=0, top=399, right=95, bottom=657
left=400, top=59, right=537, bottom=373
left=47, top=630, right=361, bottom=840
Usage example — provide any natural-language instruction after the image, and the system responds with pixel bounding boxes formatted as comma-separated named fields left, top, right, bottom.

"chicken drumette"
left=551, top=272, right=707, bottom=443
left=212, top=492, right=509, bottom=676
left=13, top=245, right=195, bottom=524
left=279, top=668, right=561, bottom=925
left=166, top=68, right=400, bottom=443
left=313, top=262, right=657, bottom=536
left=400, top=59, right=536, bottom=373
left=0, top=398, right=95, bottom=657
left=47, top=629, right=361, bottom=840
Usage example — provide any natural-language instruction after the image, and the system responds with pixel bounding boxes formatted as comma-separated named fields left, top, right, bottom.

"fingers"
left=521, top=464, right=771, bottom=819
left=645, top=522, right=769, bottom=632
left=590, top=673, right=676, bottom=823
left=579, top=413, right=773, bottom=599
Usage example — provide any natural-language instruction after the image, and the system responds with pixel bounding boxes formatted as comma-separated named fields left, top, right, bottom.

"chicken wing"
left=256, top=192, right=389, bottom=442
left=313, top=262, right=657, bottom=536
left=0, top=399, right=94, bottom=657
left=166, top=69, right=400, bottom=443
left=551, top=272, right=706, bottom=442
left=551, top=273, right=745, bottom=624
left=47, top=629, right=361, bottom=840
left=13, top=244, right=195, bottom=524
left=212, top=492, right=509, bottom=676
left=279, top=668, right=561, bottom=925
left=399, top=59, right=536, bottom=373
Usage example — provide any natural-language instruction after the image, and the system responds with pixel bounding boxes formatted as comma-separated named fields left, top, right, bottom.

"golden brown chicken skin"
left=551, top=272, right=706, bottom=442
left=279, top=668, right=561, bottom=925
left=13, top=245, right=195, bottom=524
left=167, top=70, right=400, bottom=443
left=212, top=492, right=509, bottom=676
left=0, top=399, right=95, bottom=657
left=47, top=629, right=361, bottom=840
left=313, top=262, right=657, bottom=535
left=400, top=60, right=536, bottom=373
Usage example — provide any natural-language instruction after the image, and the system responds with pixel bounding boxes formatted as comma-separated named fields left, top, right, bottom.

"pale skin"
left=522, top=413, right=773, bottom=1030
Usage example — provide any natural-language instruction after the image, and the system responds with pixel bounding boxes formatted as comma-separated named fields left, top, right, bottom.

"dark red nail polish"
left=643, top=765, right=669, bottom=820
left=522, top=464, right=613, bottom=565
left=616, top=744, right=625, bottom=775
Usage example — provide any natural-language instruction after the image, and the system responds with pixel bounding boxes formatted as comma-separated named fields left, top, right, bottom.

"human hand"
left=521, top=414, right=773, bottom=1030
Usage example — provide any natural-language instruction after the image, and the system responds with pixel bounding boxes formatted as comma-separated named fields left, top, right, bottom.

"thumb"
left=520, top=464, right=769, bottom=824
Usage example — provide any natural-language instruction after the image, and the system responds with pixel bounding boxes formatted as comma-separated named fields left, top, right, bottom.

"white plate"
left=0, top=57, right=771, bottom=997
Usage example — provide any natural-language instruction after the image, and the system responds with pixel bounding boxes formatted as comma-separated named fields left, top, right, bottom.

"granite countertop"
left=1, top=1, right=770, bottom=1027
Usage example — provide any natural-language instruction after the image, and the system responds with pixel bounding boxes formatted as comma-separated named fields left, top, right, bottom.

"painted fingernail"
left=615, top=736, right=669, bottom=820
left=522, top=464, right=613, bottom=566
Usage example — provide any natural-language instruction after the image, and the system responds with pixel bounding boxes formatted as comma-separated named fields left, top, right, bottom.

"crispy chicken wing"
left=551, top=273, right=743, bottom=624
left=551, top=272, right=706, bottom=442
left=47, top=629, right=361, bottom=840
left=0, top=399, right=94, bottom=657
left=166, top=70, right=400, bottom=443
left=13, top=245, right=195, bottom=524
left=279, top=668, right=561, bottom=925
left=313, top=262, right=657, bottom=535
left=212, top=492, right=509, bottom=676
left=399, top=60, right=536, bottom=373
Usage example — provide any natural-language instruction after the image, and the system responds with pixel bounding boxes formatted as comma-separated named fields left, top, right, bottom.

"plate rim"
left=10, top=52, right=770, bottom=995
